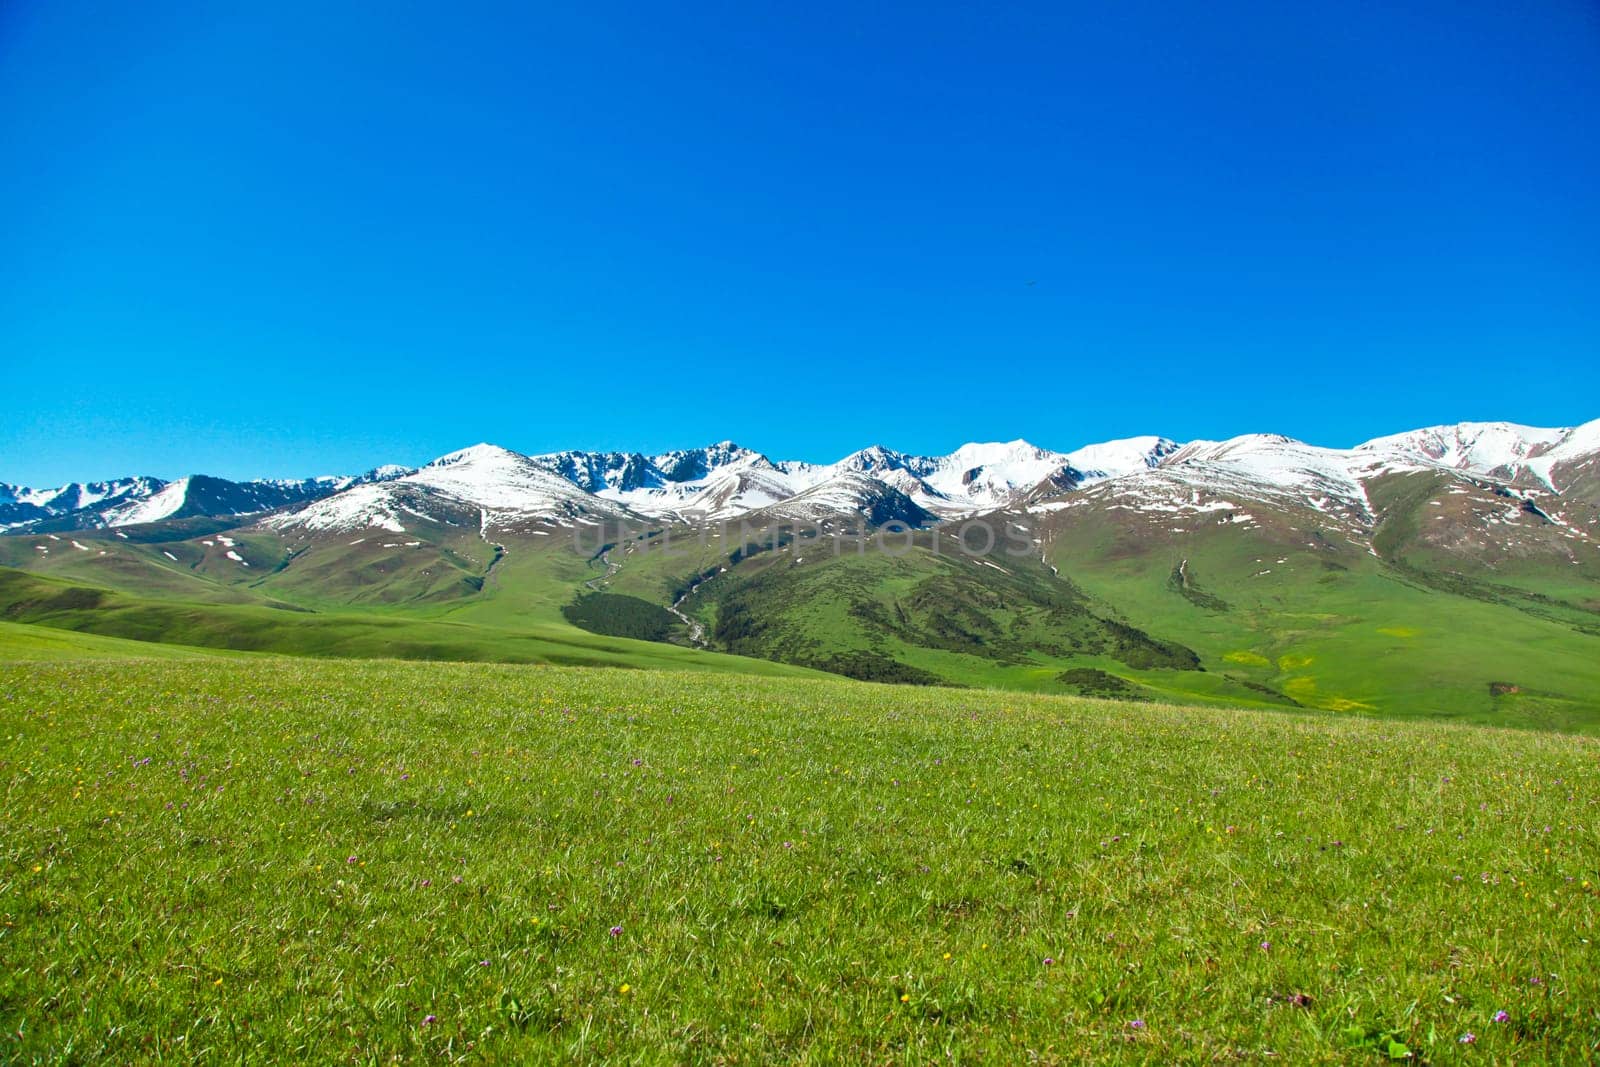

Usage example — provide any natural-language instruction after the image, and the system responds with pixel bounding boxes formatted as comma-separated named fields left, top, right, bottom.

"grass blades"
left=3, top=657, right=1597, bottom=1062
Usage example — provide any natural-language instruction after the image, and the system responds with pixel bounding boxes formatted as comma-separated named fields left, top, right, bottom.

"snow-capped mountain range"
left=0, top=468, right=409, bottom=534
left=1024, top=421, right=1600, bottom=565
left=254, top=436, right=1196, bottom=535
left=4, top=420, right=1597, bottom=537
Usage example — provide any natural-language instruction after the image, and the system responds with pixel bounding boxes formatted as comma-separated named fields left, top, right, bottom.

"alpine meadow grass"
left=3, top=657, right=1598, bottom=1063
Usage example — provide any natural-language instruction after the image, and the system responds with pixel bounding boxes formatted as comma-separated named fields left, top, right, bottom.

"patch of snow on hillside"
left=1524, top=418, right=1600, bottom=491
left=104, top=477, right=193, bottom=527
left=264, top=482, right=409, bottom=534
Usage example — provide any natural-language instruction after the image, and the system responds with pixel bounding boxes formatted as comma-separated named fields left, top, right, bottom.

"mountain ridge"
left=5, top=419, right=1597, bottom=537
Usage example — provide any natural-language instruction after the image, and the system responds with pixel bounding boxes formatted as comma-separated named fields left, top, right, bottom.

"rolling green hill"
left=0, top=566, right=817, bottom=678
left=4, top=471, right=1600, bottom=732
left=1040, top=521, right=1600, bottom=732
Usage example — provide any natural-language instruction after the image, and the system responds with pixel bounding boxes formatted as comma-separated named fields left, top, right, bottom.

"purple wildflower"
left=1459, top=1033, right=1476, bottom=1044
left=1128, top=1019, right=1146, bottom=1030
left=1493, top=1010, right=1510, bottom=1023
left=610, top=925, right=623, bottom=938
left=422, top=1014, right=437, bottom=1027
left=1260, top=941, right=1271, bottom=951
left=346, top=856, right=358, bottom=864
left=1042, top=957, right=1055, bottom=966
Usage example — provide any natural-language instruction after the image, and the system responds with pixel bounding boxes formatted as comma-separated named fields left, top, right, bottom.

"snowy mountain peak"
left=1358, top=421, right=1565, bottom=467
left=1065, top=436, right=1180, bottom=479
left=833, top=445, right=912, bottom=473
left=425, top=442, right=526, bottom=469
left=268, top=442, right=632, bottom=535
left=945, top=439, right=1054, bottom=466
left=886, top=441, right=1078, bottom=514
left=411, top=445, right=592, bottom=503
left=1357, top=421, right=1587, bottom=489
left=652, top=441, right=769, bottom=482
left=1169, top=433, right=1300, bottom=460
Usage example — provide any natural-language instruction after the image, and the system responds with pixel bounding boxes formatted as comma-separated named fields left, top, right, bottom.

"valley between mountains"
left=5, top=419, right=1600, bottom=731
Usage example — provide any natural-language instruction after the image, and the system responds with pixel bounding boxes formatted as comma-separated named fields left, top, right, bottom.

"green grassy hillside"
left=3, top=657, right=1597, bottom=1062
left=1038, top=513, right=1600, bottom=732
left=0, top=619, right=231, bottom=660
left=0, top=567, right=816, bottom=678
left=5, top=492, right=1600, bottom=733
left=677, top=534, right=1218, bottom=690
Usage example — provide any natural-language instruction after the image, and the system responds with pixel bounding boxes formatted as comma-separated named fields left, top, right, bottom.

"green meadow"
left=3, top=647, right=1597, bottom=1063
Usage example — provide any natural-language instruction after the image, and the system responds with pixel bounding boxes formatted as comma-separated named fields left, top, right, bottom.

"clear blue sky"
left=3, top=1, right=1597, bottom=485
